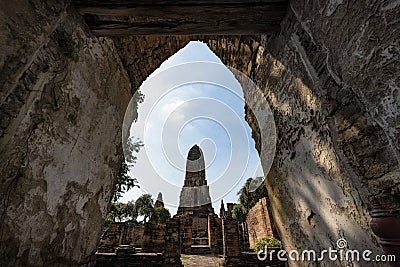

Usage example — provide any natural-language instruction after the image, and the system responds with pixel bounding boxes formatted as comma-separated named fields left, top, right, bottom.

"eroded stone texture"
left=177, top=145, right=214, bottom=215
left=246, top=197, right=274, bottom=249
left=113, top=36, right=192, bottom=85
left=116, top=2, right=400, bottom=265
left=1, top=0, right=399, bottom=265
left=0, top=2, right=131, bottom=266
left=240, top=2, right=400, bottom=264
left=290, top=0, right=400, bottom=204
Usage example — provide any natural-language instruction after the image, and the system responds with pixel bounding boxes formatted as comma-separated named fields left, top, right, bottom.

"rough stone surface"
left=116, top=3, right=400, bottom=265
left=0, top=1, right=131, bottom=266
left=1, top=0, right=400, bottom=266
left=164, top=217, right=183, bottom=267
left=97, top=222, right=145, bottom=253
left=178, top=142, right=213, bottom=210
left=246, top=197, right=274, bottom=249
left=142, top=223, right=165, bottom=253
left=221, top=209, right=241, bottom=267
left=242, top=2, right=400, bottom=264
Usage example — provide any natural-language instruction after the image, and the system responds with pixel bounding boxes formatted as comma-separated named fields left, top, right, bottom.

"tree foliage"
left=105, top=201, right=137, bottom=223
left=57, top=31, right=81, bottom=62
left=113, top=137, right=144, bottom=202
left=254, top=237, right=282, bottom=252
left=134, top=194, right=154, bottom=223
left=151, top=206, right=171, bottom=225
left=124, top=137, right=143, bottom=166
left=106, top=193, right=171, bottom=225
left=237, top=177, right=268, bottom=212
left=232, top=203, right=247, bottom=223
left=234, top=176, right=268, bottom=223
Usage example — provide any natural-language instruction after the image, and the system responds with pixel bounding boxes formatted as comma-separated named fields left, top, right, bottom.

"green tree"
left=106, top=202, right=126, bottom=222
left=125, top=200, right=137, bottom=221
left=237, top=177, right=268, bottom=212
left=113, top=157, right=137, bottom=202
left=112, top=137, right=144, bottom=202
left=125, top=137, right=143, bottom=166
left=237, top=177, right=280, bottom=238
left=151, top=206, right=171, bottom=225
left=105, top=201, right=138, bottom=224
left=134, top=194, right=154, bottom=223
left=232, top=204, right=247, bottom=223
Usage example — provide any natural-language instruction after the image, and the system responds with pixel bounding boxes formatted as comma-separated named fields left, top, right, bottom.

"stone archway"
left=0, top=0, right=399, bottom=266
left=115, top=28, right=400, bottom=261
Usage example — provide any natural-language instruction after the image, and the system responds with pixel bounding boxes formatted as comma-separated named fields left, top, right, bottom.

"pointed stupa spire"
left=220, top=199, right=226, bottom=217
left=184, top=144, right=206, bottom=187
left=155, top=192, right=164, bottom=208
left=177, top=144, right=214, bottom=215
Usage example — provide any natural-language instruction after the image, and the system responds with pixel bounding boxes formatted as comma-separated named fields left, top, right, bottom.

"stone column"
left=238, top=223, right=244, bottom=252
left=208, top=216, right=219, bottom=254
left=164, top=217, right=183, bottom=267
left=141, top=222, right=152, bottom=252
left=179, top=216, right=193, bottom=254
left=222, top=203, right=241, bottom=266
left=238, top=222, right=250, bottom=251
left=241, top=222, right=250, bottom=251
left=215, top=218, right=224, bottom=255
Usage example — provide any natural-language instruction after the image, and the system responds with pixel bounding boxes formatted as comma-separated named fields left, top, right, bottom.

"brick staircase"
left=190, top=245, right=211, bottom=255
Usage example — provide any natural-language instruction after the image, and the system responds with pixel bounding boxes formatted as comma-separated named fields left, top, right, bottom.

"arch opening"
left=121, top=41, right=275, bottom=212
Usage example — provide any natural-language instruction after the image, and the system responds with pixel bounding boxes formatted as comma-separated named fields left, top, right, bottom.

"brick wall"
left=246, top=198, right=274, bottom=249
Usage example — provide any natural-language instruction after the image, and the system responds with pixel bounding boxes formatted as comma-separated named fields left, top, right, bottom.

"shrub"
left=254, top=237, right=282, bottom=252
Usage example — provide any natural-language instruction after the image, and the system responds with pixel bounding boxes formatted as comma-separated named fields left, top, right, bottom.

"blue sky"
left=120, top=41, right=264, bottom=214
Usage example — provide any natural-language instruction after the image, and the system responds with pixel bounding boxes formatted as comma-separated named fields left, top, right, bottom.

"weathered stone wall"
left=0, top=1, right=131, bottom=266
left=98, top=223, right=124, bottom=252
left=164, top=217, right=183, bottom=267
left=246, top=197, right=274, bottom=249
left=142, top=223, right=165, bottom=253
left=114, top=36, right=192, bottom=85
left=221, top=208, right=241, bottom=267
left=287, top=0, right=400, bottom=210
left=124, top=224, right=144, bottom=247
left=117, top=2, right=400, bottom=264
left=244, top=2, right=399, bottom=264
left=98, top=222, right=144, bottom=252
left=238, top=223, right=250, bottom=252
left=1, top=0, right=399, bottom=265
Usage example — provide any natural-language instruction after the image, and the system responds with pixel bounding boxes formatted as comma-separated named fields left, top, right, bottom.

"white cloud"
left=121, top=42, right=265, bottom=214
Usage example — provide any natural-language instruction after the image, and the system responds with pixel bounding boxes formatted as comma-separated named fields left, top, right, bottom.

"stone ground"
left=181, top=254, right=223, bottom=267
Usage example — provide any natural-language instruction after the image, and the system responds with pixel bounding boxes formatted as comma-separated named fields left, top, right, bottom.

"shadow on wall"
left=250, top=2, right=400, bottom=263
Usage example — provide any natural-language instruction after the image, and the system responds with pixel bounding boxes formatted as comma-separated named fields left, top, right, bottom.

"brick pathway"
left=181, top=254, right=223, bottom=267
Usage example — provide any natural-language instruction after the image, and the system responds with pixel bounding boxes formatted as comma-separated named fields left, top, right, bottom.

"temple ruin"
left=176, top=144, right=217, bottom=253
left=1, top=0, right=400, bottom=266
left=95, top=144, right=280, bottom=266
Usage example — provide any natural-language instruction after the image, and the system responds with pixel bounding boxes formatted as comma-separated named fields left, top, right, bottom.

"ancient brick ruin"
left=175, top=145, right=218, bottom=255
left=95, top=145, right=281, bottom=266
left=246, top=197, right=274, bottom=249
left=1, top=0, right=400, bottom=266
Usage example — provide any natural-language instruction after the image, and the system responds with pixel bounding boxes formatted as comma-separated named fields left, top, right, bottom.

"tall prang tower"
left=177, top=144, right=215, bottom=217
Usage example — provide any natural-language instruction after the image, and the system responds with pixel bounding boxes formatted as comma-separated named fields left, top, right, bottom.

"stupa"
left=177, top=144, right=215, bottom=217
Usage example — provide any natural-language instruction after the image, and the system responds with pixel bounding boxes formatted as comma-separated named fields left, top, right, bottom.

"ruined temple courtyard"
left=96, top=145, right=280, bottom=266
